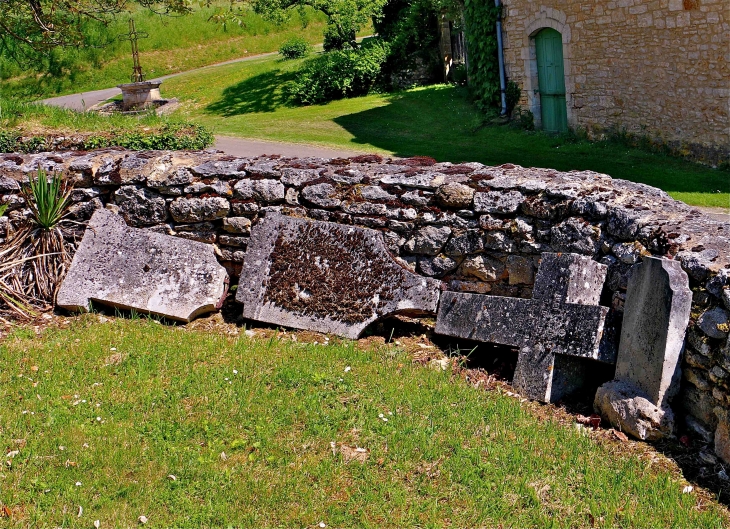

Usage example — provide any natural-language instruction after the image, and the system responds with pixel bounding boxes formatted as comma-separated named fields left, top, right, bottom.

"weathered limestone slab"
left=236, top=214, right=440, bottom=339
left=57, top=208, right=228, bottom=322
left=614, top=256, right=692, bottom=407
left=435, top=252, right=609, bottom=402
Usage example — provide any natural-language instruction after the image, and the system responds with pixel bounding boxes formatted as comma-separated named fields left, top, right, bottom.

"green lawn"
left=166, top=55, right=730, bottom=209
left=0, top=316, right=727, bottom=527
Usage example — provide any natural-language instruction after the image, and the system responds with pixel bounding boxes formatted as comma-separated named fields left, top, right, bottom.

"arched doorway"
left=535, top=28, right=568, bottom=133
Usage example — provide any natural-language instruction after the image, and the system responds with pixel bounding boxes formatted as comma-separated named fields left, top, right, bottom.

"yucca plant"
left=0, top=169, right=77, bottom=314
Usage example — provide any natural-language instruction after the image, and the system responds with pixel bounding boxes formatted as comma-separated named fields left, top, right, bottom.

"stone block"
left=594, top=380, right=675, bottom=441
left=614, top=256, right=692, bottom=407
left=403, top=226, right=452, bottom=255
left=113, top=185, right=168, bottom=227
left=435, top=252, right=609, bottom=402
left=169, top=197, right=230, bottom=223
left=697, top=307, right=730, bottom=339
left=236, top=214, right=440, bottom=339
left=57, top=208, right=228, bottom=322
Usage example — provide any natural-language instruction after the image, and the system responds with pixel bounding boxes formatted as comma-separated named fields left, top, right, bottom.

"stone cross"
left=614, top=256, right=692, bottom=407
left=119, top=19, right=148, bottom=83
left=435, top=253, right=610, bottom=403
left=236, top=214, right=441, bottom=339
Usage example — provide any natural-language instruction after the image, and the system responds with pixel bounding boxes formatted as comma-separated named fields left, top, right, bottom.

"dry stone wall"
left=500, top=0, right=729, bottom=163
left=1, top=148, right=729, bottom=458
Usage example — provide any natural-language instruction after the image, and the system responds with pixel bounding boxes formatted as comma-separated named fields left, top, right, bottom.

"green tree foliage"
left=0, top=1, right=191, bottom=64
left=218, top=0, right=387, bottom=50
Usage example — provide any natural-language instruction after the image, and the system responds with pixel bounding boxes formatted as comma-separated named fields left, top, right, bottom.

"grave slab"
left=614, top=256, right=692, bottom=407
left=57, top=208, right=228, bottom=322
left=236, top=214, right=441, bottom=339
left=435, top=253, right=609, bottom=402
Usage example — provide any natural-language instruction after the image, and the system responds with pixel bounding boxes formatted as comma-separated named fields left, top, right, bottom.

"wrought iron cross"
left=119, top=19, right=149, bottom=83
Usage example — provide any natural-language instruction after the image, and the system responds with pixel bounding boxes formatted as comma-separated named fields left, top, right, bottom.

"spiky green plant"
left=0, top=169, right=77, bottom=314
left=0, top=204, right=7, bottom=216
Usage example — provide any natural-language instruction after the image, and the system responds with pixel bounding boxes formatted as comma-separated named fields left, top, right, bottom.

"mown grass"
left=165, top=55, right=730, bottom=209
left=1, top=5, right=328, bottom=99
left=0, top=316, right=727, bottom=527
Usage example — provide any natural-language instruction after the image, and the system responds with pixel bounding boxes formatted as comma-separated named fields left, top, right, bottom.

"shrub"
left=278, top=37, right=312, bottom=60
left=287, top=38, right=390, bottom=105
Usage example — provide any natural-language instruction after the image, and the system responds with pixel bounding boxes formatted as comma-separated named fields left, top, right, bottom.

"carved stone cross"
left=435, top=253, right=610, bottom=403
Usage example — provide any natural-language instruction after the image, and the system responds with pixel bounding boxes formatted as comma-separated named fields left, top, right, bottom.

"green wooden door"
left=535, top=28, right=567, bottom=133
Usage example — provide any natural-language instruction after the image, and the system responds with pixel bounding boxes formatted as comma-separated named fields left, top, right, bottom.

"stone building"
left=499, top=0, right=729, bottom=163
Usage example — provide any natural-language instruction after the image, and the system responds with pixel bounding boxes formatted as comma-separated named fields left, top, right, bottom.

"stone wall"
left=1, top=148, right=729, bottom=459
left=500, top=0, right=729, bottom=164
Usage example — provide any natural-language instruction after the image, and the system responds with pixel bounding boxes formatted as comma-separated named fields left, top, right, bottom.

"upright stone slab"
left=236, top=214, right=440, bottom=339
left=57, top=208, right=228, bottom=322
left=435, top=253, right=609, bottom=403
left=614, top=256, right=692, bottom=407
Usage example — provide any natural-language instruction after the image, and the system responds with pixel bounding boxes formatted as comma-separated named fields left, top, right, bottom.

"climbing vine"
left=461, top=0, right=501, bottom=111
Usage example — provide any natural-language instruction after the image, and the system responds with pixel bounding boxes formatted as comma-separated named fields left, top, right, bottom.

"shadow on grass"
left=333, top=86, right=729, bottom=197
left=205, top=68, right=297, bottom=116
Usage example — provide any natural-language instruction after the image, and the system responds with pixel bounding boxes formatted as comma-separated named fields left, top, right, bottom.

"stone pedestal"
left=117, top=81, right=163, bottom=111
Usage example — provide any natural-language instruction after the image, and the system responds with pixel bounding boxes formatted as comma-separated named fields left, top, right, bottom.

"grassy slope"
left=1, top=7, right=328, bottom=99
left=0, top=317, right=726, bottom=527
left=166, top=56, right=730, bottom=209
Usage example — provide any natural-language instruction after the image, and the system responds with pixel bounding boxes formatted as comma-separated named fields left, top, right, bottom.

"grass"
left=0, top=5, right=329, bottom=99
left=165, top=55, right=730, bottom=209
left=0, top=98, right=213, bottom=152
left=0, top=316, right=727, bottom=527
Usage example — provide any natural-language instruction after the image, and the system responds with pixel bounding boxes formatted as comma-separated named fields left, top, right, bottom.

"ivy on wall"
left=461, top=0, right=501, bottom=111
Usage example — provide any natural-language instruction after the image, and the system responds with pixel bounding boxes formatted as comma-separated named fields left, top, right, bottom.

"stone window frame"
left=521, top=9, right=576, bottom=130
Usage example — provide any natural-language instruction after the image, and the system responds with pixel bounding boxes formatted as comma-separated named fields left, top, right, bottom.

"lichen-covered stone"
left=234, top=179, right=285, bottom=203
left=474, top=190, right=524, bottom=214
left=169, top=197, right=230, bottom=223
left=698, top=307, right=730, bottom=339
left=403, top=225, right=452, bottom=255
left=360, top=186, right=396, bottom=201
left=435, top=182, right=475, bottom=208
left=236, top=214, right=440, bottom=339
left=113, top=185, right=168, bottom=226
left=459, top=254, right=504, bottom=282
left=444, top=230, right=484, bottom=256
left=550, top=217, right=600, bottom=255
left=222, top=216, right=252, bottom=234
left=57, top=208, right=228, bottom=322
left=418, top=256, right=459, bottom=277
left=300, top=183, right=341, bottom=208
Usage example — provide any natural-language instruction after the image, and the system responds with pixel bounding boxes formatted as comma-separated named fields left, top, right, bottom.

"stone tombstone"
left=614, top=256, right=692, bottom=407
left=236, top=214, right=441, bottom=339
left=435, top=253, right=610, bottom=403
left=57, top=208, right=229, bottom=322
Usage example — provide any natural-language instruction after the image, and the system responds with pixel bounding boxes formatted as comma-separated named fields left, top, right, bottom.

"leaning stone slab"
left=435, top=252, right=609, bottom=403
left=236, top=213, right=440, bottom=339
left=614, top=256, right=692, bottom=407
left=57, top=208, right=228, bottom=322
